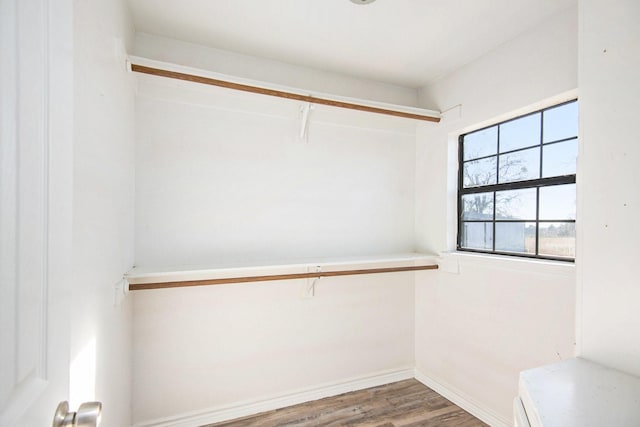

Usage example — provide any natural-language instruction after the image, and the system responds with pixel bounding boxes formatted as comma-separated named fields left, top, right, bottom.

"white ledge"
left=438, top=251, right=575, bottom=277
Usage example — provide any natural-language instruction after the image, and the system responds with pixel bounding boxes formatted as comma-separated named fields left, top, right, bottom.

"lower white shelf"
left=125, top=252, right=438, bottom=291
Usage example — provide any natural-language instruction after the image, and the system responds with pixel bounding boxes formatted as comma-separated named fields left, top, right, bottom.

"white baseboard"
left=134, top=367, right=414, bottom=427
left=414, top=369, right=512, bottom=427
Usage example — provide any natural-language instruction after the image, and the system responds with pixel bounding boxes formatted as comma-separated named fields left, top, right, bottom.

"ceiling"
left=128, top=0, right=576, bottom=88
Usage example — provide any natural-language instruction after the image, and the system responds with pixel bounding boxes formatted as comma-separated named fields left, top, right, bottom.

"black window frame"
left=457, top=100, right=578, bottom=262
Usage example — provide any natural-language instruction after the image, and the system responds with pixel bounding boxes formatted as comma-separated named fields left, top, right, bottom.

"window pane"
left=458, top=100, right=577, bottom=261
left=463, top=157, right=497, bottom=188
left=543, top=102, right=578, bottom=143
left=464, top=126, right=497, bottom=160
left=499, top=113, right=540, bottom=152
left=496, top=222, right=536, bottom=254
left=496, top=188, right=536, bottom=220
left=462, top=192, right=493, bottom=220
left=540, top=184, right=576, bottom=220
left=539, top=222, right=576, bottom=258
left=542, top=139, right=578, bottom=178
left=498, top=147, right=540, bottom=183
left=460, top=222, right=493, bottom=250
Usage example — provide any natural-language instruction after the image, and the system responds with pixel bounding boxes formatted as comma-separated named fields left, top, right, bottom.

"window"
left=457, top=100, right=578, bottom=261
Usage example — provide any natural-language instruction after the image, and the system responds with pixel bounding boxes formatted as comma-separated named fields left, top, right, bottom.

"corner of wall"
left=72, top=0, right=136, bottom=425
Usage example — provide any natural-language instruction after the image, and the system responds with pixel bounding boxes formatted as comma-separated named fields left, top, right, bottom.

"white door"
left=0, top=0, right=74, bottom=425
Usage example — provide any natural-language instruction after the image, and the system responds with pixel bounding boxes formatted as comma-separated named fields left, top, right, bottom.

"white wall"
left=133, top=33, right=418, bottom=107
left=72, top=0, right=136, bottom=425
left=135, top=77, right=418, bottom=266
left=132, top=261, right=416, bottom=424
left=132, top=73, right=422, bottom=424
left=577, top=0, right=640, bottom=376
left=414, top=8, right=578, bottom=424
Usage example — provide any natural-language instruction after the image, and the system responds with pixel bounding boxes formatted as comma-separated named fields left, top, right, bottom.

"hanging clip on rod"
left=299, top=102, right=312, bottom=142
left=303, top=265, right=322, bottom=298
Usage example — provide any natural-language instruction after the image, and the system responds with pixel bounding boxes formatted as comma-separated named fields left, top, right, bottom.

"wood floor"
left=204, top=379, right=488, bottom=427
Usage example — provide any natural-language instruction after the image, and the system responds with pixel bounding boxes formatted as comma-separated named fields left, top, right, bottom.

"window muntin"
left=457, top=100, right=578, bottom=261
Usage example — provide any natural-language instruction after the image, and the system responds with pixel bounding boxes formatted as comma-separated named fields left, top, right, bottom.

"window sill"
left=438, top=250, right=576, bottom=277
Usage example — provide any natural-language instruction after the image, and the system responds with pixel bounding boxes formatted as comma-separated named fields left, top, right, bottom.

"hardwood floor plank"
left=204, top=379, right=487, bottom=427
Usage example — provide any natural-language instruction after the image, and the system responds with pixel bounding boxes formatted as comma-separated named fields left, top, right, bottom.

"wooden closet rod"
left=128, top=264, right=438, bottom=291
left=131, top=63, right=441, bottom=123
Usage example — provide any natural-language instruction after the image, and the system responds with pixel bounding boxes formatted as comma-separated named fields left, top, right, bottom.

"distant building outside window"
left=457, top=100, right=578, bottom=261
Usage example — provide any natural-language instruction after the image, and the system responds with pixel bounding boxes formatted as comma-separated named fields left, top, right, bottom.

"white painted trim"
left=133, top=368, right=414, bottom=427
left=414, top=369, right=511, bottom=427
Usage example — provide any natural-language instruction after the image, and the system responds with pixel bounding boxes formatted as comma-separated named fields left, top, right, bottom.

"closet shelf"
left=125, top=253, right=438, bottom=291
left=128, top=56, right=441, bottom=123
